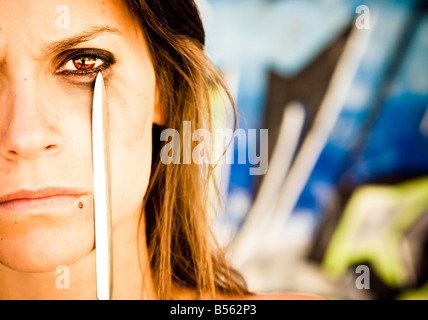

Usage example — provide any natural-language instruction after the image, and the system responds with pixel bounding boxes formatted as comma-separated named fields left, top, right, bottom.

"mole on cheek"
left=78, top=202, right=84, bottom=209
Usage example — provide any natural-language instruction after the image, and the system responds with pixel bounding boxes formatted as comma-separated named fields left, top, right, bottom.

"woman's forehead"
left=0, top=0, right=139, bottom=56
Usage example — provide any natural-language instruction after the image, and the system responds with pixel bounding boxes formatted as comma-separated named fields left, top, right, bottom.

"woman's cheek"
left=105, top=78, right=155, bottom=226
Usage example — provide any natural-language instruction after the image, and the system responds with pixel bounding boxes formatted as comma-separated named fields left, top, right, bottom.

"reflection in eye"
left=58, top=56, right=104, bottom=72
left=73, top=56, right=102, bottom=70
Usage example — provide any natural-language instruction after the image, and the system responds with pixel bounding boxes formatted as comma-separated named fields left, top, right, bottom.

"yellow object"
left=323, top=177, right=428, bottom=288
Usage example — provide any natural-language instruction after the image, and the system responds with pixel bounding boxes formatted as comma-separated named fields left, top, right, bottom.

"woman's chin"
left=0, top=223, right=94, bottom=273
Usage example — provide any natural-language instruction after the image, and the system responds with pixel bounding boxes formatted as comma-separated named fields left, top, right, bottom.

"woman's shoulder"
left=243, top=293, right=325, bottom=300
left=172, top=286, right=325, bottom=300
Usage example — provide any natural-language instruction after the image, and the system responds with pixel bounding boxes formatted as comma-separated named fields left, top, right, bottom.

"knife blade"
left=92, top=72, right=113, bottom=300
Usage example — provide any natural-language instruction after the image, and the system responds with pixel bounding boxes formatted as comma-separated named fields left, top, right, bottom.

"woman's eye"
left=58, top=56, right=105, bottom=73
left=54, top=49, right=115, bottom=78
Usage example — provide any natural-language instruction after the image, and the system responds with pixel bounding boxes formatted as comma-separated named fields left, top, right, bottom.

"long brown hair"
left=124, top=0, right=249, bottom=299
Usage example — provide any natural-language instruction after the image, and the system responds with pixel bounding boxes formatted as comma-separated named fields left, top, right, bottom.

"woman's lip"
left=0, top=187, right=87, bottom=202
left=0, top=188, right=90, bottom=213
left=0, top=195, right=87, bottom=213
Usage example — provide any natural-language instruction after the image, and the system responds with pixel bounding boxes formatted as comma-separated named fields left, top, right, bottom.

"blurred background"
left=199, top=0, right=428, bottom=300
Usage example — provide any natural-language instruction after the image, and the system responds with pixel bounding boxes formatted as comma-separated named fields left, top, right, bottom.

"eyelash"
left=55, top=49, right=115, bottom=77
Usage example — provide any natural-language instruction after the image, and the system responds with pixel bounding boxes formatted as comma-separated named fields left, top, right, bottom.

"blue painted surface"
left=203, top=0, right=428, bottom=232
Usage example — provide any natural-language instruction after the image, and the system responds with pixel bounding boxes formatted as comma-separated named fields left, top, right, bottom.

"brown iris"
left=72, top=56, right=97, bottom=70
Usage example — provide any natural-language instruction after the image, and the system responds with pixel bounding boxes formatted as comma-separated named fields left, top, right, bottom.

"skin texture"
left=0, top=0, right=161, bottom=299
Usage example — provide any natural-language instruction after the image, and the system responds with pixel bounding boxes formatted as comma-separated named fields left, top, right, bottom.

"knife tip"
left=95, top=71, right=104, bottom=85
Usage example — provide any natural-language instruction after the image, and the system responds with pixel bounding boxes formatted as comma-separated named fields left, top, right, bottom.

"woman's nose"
left=0, top=79, right=63, bottom=161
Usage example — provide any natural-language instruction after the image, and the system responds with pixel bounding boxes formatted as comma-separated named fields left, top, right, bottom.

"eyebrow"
left=41, top=25, right=122, bottom=57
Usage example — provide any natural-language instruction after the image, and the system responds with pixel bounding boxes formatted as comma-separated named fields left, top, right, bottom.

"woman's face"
left=0, top=0, right=158, bottom=272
